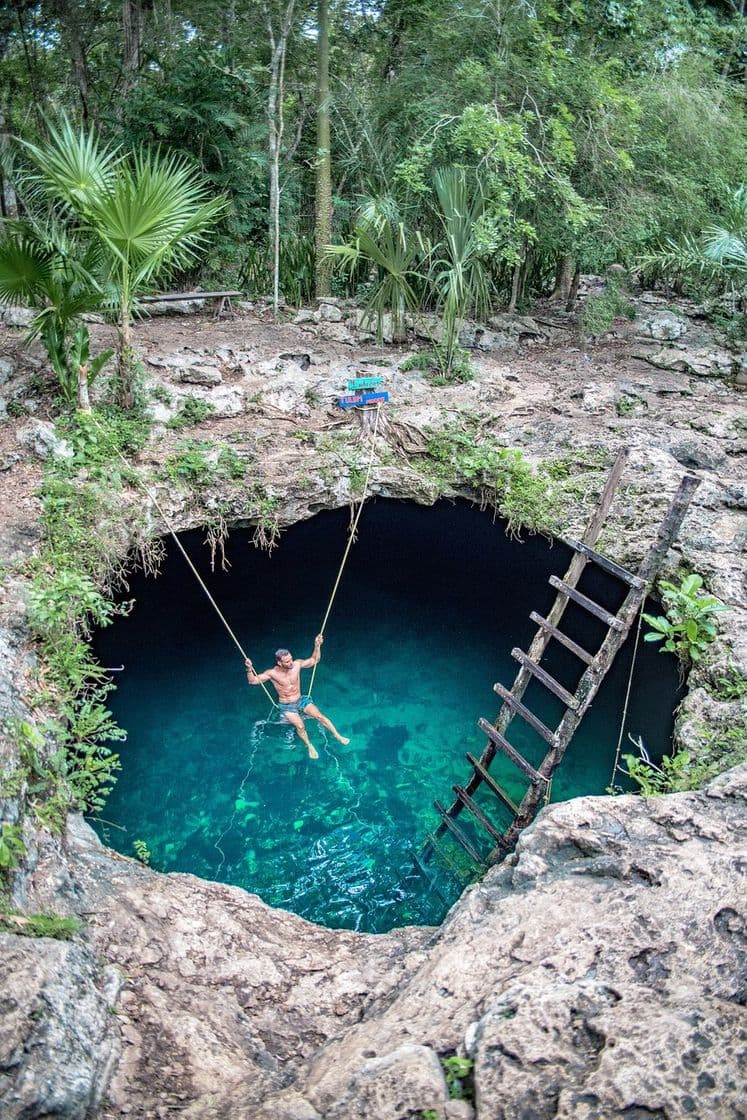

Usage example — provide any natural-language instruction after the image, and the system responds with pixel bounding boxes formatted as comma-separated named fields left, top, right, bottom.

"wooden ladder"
left=420, top=449, right=700, bottom=875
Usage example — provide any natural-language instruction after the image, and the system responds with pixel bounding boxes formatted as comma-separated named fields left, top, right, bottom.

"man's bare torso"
left=268, top=661, right=302, bottom=702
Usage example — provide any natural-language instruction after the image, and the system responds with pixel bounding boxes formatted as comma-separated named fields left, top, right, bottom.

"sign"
left=337, top=390, right=389, bottom=409
left=347, top=375, right=384, bottom=390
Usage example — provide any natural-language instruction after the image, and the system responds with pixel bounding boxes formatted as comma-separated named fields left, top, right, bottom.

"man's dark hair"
left=275, top=648, right=291, bottom=663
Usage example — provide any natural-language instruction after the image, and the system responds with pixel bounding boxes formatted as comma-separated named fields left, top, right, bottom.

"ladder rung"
left=492, top=684, right=558, bottom=745
left=511, top=648, right=579, bottom=709
left=565, top=537, right=646, bottom=589
left=529, top=612, right=594, bottom=665
left=452, top=786, right=507, bottom=846
left=548, top=576, right=625, bottom=631
left=420, top=834, right=472, bottom=887
left=466, top=752, right=520, bottom=814
left=477, top=719, right=546, bottom=783
left=412, top=845, right=455, bottom=901
left=433, top=802, right=484, bottom=864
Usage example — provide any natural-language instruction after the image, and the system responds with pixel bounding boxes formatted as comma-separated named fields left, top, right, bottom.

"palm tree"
left=325, top=197, right=425, bottom=343
left=0, top=217, right=112, bottom=408
left=15, top=118, right=226, bottom=408
left=429, top=168, right=495, bottom=374
left=641, top=185, right=747, bottom=288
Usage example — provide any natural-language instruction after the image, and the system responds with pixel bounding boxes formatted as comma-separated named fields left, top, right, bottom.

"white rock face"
left=16, top=419, right=74, bottom=461
left=639, top=311, right=689, bottom=340
left=0, top=305, right=34, bottom=327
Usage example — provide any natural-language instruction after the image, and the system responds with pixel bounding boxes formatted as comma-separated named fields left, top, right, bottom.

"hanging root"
left=252, top=514, right=281, bottom=553
left=205, top=510, right=230, bottom=572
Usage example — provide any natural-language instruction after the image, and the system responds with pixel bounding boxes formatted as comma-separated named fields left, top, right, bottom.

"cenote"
left=93, top=499, right=683, bottom=933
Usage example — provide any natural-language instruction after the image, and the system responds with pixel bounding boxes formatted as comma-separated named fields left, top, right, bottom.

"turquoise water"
left=93, top=500, right=683, bottom=931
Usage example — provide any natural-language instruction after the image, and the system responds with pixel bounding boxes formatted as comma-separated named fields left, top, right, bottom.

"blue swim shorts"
left=278, top=695, right=313, bottom=720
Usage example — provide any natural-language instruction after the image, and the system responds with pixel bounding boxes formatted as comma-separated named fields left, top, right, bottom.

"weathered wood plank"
left=418, top=834, right=473, bottom=886
left=452, top=786, right=507, bottom=845
left=477, top=719, right=546, bottom=782
left=494, top=449, right=630, bottom=734
left=511, top=648, right=579, bottom=709
left=564, top=537, right=645, bottom=588
left=141, top=290, right=243, bottom=302
left=529, top=612, right=594, bottom=665
left=548, top=576, right=625, bottom=630
left=493, top=684, right=558, bottom=745
left=433, top=802, right=484, bottom=863
left=466, top=752, right=520, bottom=815
left=496, top=472, right=702, bottom=860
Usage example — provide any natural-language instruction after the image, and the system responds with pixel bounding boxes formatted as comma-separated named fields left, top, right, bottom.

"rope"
left=88, top=412, right=278, bottom=708
left=609, top=596, right=646, bottom=788
left=308, top=401, right=383, bottom=695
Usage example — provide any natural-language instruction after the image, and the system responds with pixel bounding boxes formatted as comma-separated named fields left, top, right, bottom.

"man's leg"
left=285, top=711, right=318, bottom=760
left=304, top=703, right=350, bottom=745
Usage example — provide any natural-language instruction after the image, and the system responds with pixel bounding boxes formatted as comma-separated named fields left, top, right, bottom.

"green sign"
left=348, top=375, right=384, bottom=390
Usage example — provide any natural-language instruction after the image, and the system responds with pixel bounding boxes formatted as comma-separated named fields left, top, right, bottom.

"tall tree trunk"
left=507, top=239, right=527, bottom=313
left=15, top=5, right=47, bottom=135
left=314, top=0, right=332, bottom=298
left=47, top=0, right=94, bottom=124
left=265, top=1, right=296, bottom=316
left=566, top=266, right=581, bottom=313
left=122, top=0, right=142, bottom=97
left=69, top=21, right=93, bottom=125
left=0, top=107, right=16, bottom=218
left=550, top=253, right=574, bottom=301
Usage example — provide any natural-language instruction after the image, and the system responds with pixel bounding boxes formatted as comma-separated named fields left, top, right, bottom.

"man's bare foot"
left=307, top=744, right=319, bottom=760
left=335, top=734, right=350, bottom=746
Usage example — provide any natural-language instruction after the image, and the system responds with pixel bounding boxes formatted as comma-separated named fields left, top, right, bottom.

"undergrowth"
left=1, top=407, right=154, bottom=846
left=417, top=421, right=561, bottom=537
left=0, top=910, right=82, bottom=940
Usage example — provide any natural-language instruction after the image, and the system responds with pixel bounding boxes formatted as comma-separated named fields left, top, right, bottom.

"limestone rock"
left=143, top=298, right=205, bottom=316
left=644, top=346, right=736, bottom=379
left=293, top=309, right=318, bottom=325
left=316, top=1043, right=448, bottom=1120
left=16, top=419, right=74, bottom=461
left=487, top=312, right=546, bottom=345
left=0, top=937, right=120, bottom=1120
left=666, top=433, right=728, bottom=471
left=317, top=321, right=356, bottom=345
left=570, top=381, right=617, bottom=413
left=177, top=365, right=222, bottom=386
left=258, top=371, right=315, bottom=416
left=319, top=303, right=343, bottom=323
left=0, top=305, right=34, bottom=328
left=638, top=311, right=689, bottom=341
left=0, top=358, right=14, bottom=384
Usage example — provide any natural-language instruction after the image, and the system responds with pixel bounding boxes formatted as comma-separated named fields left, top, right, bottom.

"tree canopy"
left=1, top=0, right=745, bottom=311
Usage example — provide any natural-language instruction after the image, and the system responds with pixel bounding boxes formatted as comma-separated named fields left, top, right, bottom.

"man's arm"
left=298, top=634, right=323, bottom=669
left=245, top=659, right=272, bottom=685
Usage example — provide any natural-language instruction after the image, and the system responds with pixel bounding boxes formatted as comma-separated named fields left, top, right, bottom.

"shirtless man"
left=245, top=635, right=350, bottom=760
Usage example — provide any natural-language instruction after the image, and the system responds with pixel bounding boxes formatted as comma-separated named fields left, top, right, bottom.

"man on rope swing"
left=245, top=635, right=350, bottom=760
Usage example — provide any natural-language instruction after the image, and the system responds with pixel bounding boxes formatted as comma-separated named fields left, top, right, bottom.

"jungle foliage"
left=0, top=0, right=744, bottom=336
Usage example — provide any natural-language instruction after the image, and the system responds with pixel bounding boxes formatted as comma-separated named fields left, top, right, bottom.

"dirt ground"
left=1, top=298, right=744, bottom=572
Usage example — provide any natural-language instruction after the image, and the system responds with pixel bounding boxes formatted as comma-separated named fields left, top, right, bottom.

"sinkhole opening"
left=93, top=498, right=683, bottom=933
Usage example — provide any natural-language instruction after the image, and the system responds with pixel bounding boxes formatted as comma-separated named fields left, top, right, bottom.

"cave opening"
left=93, top=498, right=683, bottom=932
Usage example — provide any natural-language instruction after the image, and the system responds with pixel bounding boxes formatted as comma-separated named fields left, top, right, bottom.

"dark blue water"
left=93, top=499, right=683, bottom=931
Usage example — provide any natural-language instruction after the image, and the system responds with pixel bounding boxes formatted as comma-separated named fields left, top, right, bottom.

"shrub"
left=643, top=573, right=728, bottom=665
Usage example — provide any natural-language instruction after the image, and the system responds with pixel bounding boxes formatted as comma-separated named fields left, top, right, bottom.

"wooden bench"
left=140, top=290, right=243, bottom=318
